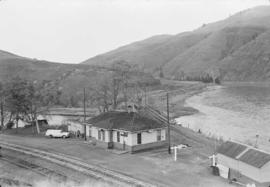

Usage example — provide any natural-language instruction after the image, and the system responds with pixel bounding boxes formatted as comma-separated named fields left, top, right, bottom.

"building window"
left=117, top=131, right=120, bottom=142
left=137, top=133, right=142, bottom=144
left=157, top=130, right=161, bottom=141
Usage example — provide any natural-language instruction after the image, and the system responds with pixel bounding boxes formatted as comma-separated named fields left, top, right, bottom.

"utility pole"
left=144, top=86, right=147, bottom=106
left=0, top=96, right=4, bottom=130
left=255, top=134, right=259, bottom=148
left=83, top=88, right=87, bottom=141
left=167, top=92, right=171, bottom=154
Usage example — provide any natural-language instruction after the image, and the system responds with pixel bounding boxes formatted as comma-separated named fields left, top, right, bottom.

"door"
left=137, top=133, right=142, bottom=144
left=109, top=130, right=113, bottom=142
left=108, top=130, right=113, bottom=149
left=117, top=131, right=120, bottom=142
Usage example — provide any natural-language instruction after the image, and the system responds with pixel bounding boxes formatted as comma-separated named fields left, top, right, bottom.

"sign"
left=171, top=144, right=188, bottom=161
left=120, top=132, right=128, bottom=137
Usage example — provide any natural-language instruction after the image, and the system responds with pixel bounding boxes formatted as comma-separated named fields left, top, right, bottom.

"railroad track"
left=0, top=153, right=78, bottom=185
left=0, top=142, right=156, bottom=187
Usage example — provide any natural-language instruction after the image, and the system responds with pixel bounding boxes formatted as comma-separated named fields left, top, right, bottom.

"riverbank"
left=148, top=80, right=208, bottom=118
left=175, top=82, right=270, bottom=152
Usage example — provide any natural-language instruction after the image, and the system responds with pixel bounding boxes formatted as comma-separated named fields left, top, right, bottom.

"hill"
left=0, top=51, right=159, bottom=107
left=82, top=6, right=270, bottom=81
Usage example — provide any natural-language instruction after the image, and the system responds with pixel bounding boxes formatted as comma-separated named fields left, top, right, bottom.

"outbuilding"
left=87, top=111, right=167, bottom=153
left=216, top=141, right=270, bottom=186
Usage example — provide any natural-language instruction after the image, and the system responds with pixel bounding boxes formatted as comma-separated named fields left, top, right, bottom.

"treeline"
left=174, top=71, right=221, bottom=84
left=185, top=74, right=221, bottom=84
left=0, top=77, right=61, bottom=132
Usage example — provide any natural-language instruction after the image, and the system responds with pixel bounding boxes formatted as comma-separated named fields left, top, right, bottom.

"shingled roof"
left=218, top=141, right=270, bottom=168
left=217, top=141, right=247, bottom=159
left=87, top=111, right=166, bottom=132
left=239, top=149, right=270, bottom=168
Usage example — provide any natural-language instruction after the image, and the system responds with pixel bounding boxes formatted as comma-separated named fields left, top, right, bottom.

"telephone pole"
left=83, top=88, right=87, bottom=141
left=0, top=96, right=4, bottom=130
left=167, top=92, right=171, bottom=154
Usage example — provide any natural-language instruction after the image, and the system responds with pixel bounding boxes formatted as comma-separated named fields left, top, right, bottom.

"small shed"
left=217, top=141, right=270, bottom=186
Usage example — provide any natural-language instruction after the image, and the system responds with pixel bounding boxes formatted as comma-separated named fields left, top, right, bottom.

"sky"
left=0, top=0, right=269, bottom=64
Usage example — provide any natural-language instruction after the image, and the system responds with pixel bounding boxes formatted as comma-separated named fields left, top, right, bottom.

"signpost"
left=120, top=132, right=128, bottom=137
left=171, top=144, right=188, bottom=161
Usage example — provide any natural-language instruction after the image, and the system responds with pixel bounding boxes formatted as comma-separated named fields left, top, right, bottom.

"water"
left=176, top=82, right=270, bottom=152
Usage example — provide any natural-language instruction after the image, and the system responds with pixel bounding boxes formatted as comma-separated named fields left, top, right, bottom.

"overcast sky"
left=0, top=0, right=269, bottom=63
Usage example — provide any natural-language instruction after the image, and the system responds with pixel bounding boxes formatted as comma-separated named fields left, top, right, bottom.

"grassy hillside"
left=0, top=51, right=159, bottom=107
left=82, top=6, right=270, bottom=81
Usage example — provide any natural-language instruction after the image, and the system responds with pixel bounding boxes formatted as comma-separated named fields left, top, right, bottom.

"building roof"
left=239, top=149, right=270, bottom=168
left=217, top=141, right=247, bottom=159
left=87, top=111, right=166, bottom=132
left=218, top=141, right=270, bottom=168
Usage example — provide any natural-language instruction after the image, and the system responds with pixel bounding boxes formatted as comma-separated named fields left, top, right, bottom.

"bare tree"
left=89, top=60, right=146, bottom=113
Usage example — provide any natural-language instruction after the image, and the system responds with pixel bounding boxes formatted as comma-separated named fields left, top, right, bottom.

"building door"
left=108, top=130, right=113, bottom=149
left=137, top=133, right=142, bottom=144
left=89, top=129, right=91, bottom=137
left=117, top=131, right=120, bottom=142
left=157, top=130, right=161, bottom=141
left=109, top=130, right=113, bottom=142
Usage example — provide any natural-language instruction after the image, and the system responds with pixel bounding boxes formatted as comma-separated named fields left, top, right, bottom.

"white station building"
left=86, top=111, right=167, bottom=153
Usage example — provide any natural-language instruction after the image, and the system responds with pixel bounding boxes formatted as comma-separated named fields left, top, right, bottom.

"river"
left=176, top=82, right=270, bottom=152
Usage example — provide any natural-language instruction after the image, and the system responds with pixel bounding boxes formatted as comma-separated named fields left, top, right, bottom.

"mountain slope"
left=82, top=5, right=270, bottom=81
left=0, top=50, right=158, bottom=107
left=219, top=30, right=270, bottom=81
left=164, top=26, right=267, bottom=78
left=0, top=50, right=25, bottom=60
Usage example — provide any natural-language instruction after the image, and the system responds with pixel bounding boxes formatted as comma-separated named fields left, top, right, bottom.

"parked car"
left=45, top=129, right=70, bottom=138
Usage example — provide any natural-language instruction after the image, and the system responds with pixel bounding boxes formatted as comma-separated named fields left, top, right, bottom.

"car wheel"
left=62, top=135, right=66, bottom=139
left=49, top=135, right=53, bottom=138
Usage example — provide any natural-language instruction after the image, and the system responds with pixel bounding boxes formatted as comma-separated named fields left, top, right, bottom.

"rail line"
left=0, top=153, right=79, bottom=185
left=0, top=142, right=155, bottom=187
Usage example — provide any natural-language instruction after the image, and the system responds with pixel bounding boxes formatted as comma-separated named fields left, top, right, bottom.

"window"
left=157, top=130, right=161, bottom=141
left=137, top=133, right=142, bottom=144
left=117, top=131, right=120, bottom=142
